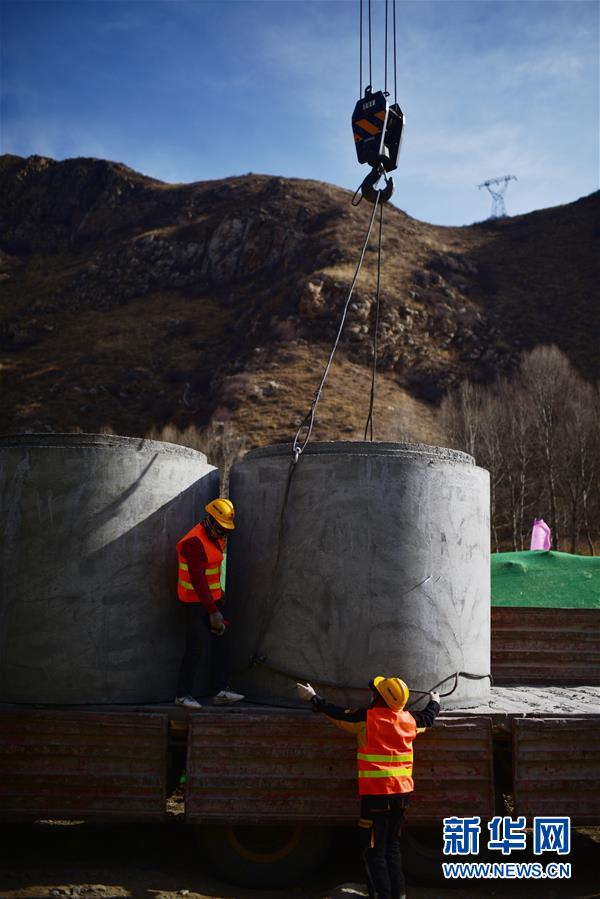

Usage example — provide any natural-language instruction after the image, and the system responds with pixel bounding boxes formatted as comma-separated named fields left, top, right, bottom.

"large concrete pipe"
left=0, top=434, right=218, bottom=703
left=227, top=442, right=490, bottom=709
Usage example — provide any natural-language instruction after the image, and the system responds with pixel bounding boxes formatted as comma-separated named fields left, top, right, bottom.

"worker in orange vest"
left=297, top=676, right=440, bottom=899
left=175, top=498, right=244, bottom=709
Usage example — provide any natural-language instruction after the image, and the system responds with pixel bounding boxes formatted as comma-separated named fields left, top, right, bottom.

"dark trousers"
left=359, top=794, right=409, bottom=899
left=176, top=602, right=228, bottom=697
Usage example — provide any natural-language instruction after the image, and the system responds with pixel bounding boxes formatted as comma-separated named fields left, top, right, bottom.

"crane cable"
left=360, top=0, right=383, bottom=94
left=359, top=0, right=362, bottom=96
left=363, top=202, right=383, bottom=441
left=368, top=0, right=372, bottom=87
left=384, top=0, right=388, bottom=96
left=292, top=191, right=381, bottom=460
left=362, top=0, right=395, bottom=439
left=241, top=656, right=493, bottom=711
left=240, top=4, right=489, bottom=707
left=393, top=0, right=397, bottom=102
left=291, top=0, right=400, bottom=461
left=360, top=0, right=395, bottom=95
left=262, top=190, right=384, bottom=662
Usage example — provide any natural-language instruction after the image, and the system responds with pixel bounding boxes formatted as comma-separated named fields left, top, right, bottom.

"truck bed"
left=5, top=683, right=593, bottom=718
left=1, top=687, right=599, bottom=826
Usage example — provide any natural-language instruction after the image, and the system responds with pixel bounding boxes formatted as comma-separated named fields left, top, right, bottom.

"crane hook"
left=353, top=163, right=394, bottom=206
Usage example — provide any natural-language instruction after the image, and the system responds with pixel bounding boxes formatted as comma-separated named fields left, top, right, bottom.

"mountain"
left=0, top=154, right=597, bottom=447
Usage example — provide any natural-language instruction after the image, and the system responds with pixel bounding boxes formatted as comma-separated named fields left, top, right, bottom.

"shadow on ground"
left=0, top=821, right=598, bottom=899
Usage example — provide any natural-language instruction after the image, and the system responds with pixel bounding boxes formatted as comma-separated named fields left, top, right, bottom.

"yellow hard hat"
left=372, top=676, right=409, bottom=710
left=205, top=498, right=235, bottom=530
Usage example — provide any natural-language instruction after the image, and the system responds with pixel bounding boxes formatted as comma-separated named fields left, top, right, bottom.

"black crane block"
left=352, top=87, right=405, bottom=173
left=384, top=103, right=405, bottom=172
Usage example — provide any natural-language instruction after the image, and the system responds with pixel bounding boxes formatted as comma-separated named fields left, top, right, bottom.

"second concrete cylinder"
left=227, top=442, right=490, bottom=709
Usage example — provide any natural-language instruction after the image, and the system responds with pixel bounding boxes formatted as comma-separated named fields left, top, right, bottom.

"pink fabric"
left=530, top=518, right=551, bottom=551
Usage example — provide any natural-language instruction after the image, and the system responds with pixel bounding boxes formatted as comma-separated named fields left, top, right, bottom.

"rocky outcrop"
left=68, top=211, right=307, bottom=310
left=0, top=154, right=597, bottom=438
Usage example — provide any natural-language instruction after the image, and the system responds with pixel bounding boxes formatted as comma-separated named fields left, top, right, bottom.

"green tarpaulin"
left=491, top=550, right=600, bottom=609
left=225, top=551, right=599, bottom=609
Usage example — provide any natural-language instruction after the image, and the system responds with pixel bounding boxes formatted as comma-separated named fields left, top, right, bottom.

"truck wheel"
left=400, top=824, right=446, bottom=885
left=195, top=823, right=333, bottom=888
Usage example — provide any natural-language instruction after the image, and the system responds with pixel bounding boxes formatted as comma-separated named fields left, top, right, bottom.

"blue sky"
left=1, top=0, right=598, bottom=225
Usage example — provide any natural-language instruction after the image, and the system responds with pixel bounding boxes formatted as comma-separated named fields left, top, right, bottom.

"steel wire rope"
left=406, top=672, right=494, bottom=709
left=359, top=0, right=363, bottom=96
left=368, top=0, right=372, bottom=87
left=236, top=0, right=404, bottom=689
left=240, top=657, right=493, bottom=706
left=384, top=0, right=388, bottom=95
left=364, top=202, right=384, bottom=440
left=239, top=199, right=383, bottom=681
left=292, top=192, right=381, bottom=460
left=393, top=0, right=397, bottom=102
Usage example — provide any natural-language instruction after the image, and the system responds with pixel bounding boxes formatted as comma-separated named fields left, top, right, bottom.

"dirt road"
left=0, top=821, right=598, bottom=899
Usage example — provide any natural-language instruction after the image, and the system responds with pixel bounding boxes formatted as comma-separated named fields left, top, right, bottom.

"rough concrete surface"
left=228, top=442, right=490, bottom=709
left=0, top=434, right=218, bottom=703
left=448, top=685, right=600, bottom=716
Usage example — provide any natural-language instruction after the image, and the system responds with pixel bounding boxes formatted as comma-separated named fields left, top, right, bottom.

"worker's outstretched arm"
left=311, top=696, right=366, bottom=735
left=311, top=695, right=367, bottom=723
left=410, top=691, right=441, bottom=728
left=296, top=683, right=366, bottom=733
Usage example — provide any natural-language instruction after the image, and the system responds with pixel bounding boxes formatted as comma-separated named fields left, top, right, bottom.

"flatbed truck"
left=1, top=674, right=599, bottom=887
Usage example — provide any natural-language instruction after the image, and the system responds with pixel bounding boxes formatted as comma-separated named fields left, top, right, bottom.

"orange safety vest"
left=176, top=522, right=224, bottom=604
left=357, top=707, right=417, bottom=795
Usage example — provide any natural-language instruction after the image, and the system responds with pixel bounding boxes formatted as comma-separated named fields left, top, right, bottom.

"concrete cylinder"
left=227, top=442, right=490, bottom=709
left=0, top=434, right=219, bottom=703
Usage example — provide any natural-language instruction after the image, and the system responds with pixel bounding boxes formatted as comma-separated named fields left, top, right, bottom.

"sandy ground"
left=0, top=821, right=599, bottom=899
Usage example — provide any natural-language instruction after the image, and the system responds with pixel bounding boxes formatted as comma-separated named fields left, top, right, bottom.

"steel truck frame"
left=1, top=609, right=599, bottom=888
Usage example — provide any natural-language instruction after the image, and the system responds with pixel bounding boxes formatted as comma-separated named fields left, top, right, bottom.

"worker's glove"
left=209, top=611, right=226, bottom=636
left=296, top=682, right=316, bottom=702
left=430, top=691, right=440, bottom=703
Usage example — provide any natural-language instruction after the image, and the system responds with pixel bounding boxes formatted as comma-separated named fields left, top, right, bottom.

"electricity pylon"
left=478, top=175, right=517, bottom=219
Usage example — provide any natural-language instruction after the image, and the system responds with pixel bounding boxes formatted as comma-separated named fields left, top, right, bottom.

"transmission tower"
left=478, top=174, right=517, bottom=219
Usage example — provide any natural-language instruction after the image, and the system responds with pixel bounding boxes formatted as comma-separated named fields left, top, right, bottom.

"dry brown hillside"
left=0, top=154, right=597, bottom=447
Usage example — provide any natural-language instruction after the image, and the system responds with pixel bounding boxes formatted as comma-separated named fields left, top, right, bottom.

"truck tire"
left=195, top=823, right=333, bottom=888
left=400, top=824, right=446, bottom=886
left=400, top=824, right=491, bottom=886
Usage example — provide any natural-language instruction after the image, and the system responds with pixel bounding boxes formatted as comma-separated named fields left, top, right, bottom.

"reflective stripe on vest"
left=358, top=766, right=413, bottom=779
left=357, top=708, right=417, bottom=795
left=205, top=566, right=221, bottom=592
left=177, top=561, right=220, bottom=591
left=175, top=522, right=224, bottom=603
left=357, top=752, right=413, bottom=763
